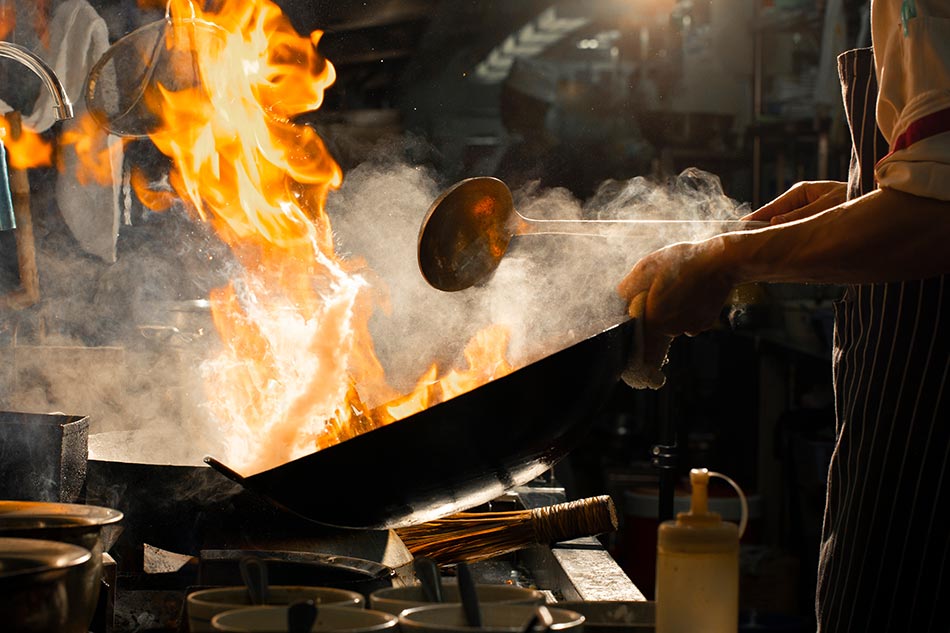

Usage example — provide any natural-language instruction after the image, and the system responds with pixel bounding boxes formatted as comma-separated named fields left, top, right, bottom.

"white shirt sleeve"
left=872, top=0, right=950, bottom=200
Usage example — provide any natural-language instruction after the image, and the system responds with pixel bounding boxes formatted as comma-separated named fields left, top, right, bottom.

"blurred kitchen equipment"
left=0, top=501, right=123, bottom=633
left=134, top=298, right=215, bottom=345
left=0, top=411, right=89, bottom=503
left=0, top=42, right=72, bottom=305
left=205, top=318, right=636, bottom=529
left=395, top=495, right=618, bottom=565
left=0, top=41, right=74, bottom=120
left=0, top=138, right=13, bottom=231
left=418, top=177, right=767, bottom=291
left=84, top=1, right=225, bottom=138
left=0, top=114, right=41, bottom=309
left=0, top=537, right=92, bottom=633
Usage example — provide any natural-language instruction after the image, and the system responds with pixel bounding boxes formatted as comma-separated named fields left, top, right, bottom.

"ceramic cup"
left=369, top=583, right=545, bottom=616
left=398, top=603, right=585, bottom=633
left=188, top=586, right=364, bottom=633
left=211, top=604, right=398, bottom=633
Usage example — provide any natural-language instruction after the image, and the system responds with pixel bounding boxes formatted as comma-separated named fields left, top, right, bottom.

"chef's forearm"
left=721, top=187, right=950, bottom=285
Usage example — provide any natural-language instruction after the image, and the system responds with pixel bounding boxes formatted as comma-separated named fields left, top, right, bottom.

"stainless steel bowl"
left=0, top=501, right=123, bottom=633
left=0, top=537, right=92, bottom=633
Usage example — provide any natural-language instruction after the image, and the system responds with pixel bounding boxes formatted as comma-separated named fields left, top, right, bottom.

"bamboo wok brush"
left=395, top=495, right=618, bottom=565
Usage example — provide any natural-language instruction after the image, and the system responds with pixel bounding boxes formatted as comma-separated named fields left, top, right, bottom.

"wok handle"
left=204, top=456, right=247, bottom=484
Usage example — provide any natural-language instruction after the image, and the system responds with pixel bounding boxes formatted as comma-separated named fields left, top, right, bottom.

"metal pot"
left=0, top=537, right=93, bottom=633
left=0, top=412, right=89, bottom=503
left=83, top=456, right=265, bottom=570
left=0, top=501, right=123, bottom=633
left=133, top=298, right=215, bottom=345
left=83, top=453, right=413, bottom=573
left=207, top=318, right=636, bottom=529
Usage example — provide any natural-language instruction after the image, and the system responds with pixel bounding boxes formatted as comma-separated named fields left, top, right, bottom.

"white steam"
left=1, top=152, right=746, bottom=467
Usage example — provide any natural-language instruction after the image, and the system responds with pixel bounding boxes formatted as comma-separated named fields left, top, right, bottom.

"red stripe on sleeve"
left=874, top=106, right=950, bottom=171
left=891, top=106, right=950, bottom=153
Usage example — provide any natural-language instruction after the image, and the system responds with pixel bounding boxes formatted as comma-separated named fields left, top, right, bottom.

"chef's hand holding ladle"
left=417, top=176, right=768, bottom=292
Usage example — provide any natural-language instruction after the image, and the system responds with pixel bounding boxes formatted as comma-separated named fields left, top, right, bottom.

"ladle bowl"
left=417, top=176, right=767, bottom=292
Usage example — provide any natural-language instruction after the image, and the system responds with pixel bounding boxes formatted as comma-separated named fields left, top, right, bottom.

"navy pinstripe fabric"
left=816, top=47, right=950, bottom=632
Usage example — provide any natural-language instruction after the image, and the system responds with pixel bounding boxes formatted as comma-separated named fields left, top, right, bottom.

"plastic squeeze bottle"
left=655, top=468, right=747, bottom=633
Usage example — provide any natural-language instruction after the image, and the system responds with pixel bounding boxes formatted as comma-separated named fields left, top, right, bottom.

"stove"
left=2, top=411, right=645, bottom=633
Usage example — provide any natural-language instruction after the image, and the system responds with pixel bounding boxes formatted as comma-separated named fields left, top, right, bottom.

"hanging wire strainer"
left=84, top=1, right=225, bottom=138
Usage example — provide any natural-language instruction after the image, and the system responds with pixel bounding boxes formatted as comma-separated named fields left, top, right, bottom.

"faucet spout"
left=0, top=41, right=74, bottom=120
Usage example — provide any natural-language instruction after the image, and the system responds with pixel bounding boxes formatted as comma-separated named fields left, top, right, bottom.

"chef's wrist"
left=714, top=230, right=771, bottom=287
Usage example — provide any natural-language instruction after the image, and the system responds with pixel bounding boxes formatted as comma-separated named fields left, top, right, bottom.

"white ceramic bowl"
left=398, top=603, right=585, bottom=633
left=188, top=586, right=365, bottom=633
left=211, top=604, right=398, bottom=633
left=369, top=583, right=545, bottom=616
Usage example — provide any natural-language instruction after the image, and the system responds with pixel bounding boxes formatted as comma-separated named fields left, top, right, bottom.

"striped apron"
left=817, top=47, right=950, bottom=632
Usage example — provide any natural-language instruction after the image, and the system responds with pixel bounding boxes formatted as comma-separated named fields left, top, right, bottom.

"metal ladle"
left=417, top=177, right=767, bottom=292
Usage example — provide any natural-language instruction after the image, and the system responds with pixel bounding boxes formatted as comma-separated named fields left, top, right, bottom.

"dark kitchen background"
left=1, top=0, right=871, bottom=631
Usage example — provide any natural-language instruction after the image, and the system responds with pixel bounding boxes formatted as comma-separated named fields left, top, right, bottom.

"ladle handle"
left=288, top=600, right=318, bottom=633
left=457, top=562, right=482, bottom=627
left=240, top=555, right=269, bottom=605
left=414, top=556, right=444, bottom=603
left=515, top=216, right=769, bottom=237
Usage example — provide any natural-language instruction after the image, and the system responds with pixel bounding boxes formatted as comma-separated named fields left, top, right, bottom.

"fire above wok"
left=206, top=318, right=636, bottom=529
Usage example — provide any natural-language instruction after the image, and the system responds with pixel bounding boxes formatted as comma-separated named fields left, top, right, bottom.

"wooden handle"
left=0, top=112, right=39, bottom=310
left=530, top=495, right=618, bottom=544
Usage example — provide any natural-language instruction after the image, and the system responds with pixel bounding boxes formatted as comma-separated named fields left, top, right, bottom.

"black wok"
left=206, top=318, right=636, bottom=529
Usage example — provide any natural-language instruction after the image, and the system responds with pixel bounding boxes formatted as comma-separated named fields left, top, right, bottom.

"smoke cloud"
left=1, top=128, right=747, bottom=469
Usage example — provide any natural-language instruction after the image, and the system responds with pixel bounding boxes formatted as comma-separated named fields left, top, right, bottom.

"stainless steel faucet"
left=0, top=41, right=74, bottom=120
left=0, top=42, right=72, bottom=232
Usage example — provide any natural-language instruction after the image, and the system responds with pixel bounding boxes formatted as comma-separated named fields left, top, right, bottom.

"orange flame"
left=0, top=115, right=53, bottom=169
left=130, top=165, right=178, bottom=212
left=57, top=112, right=125, bottom=186
left=0, top=2, right=14, bottom=41
left=141, top=0, right=512, bottom=475
left=33, top=0, right=48, bottom=49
